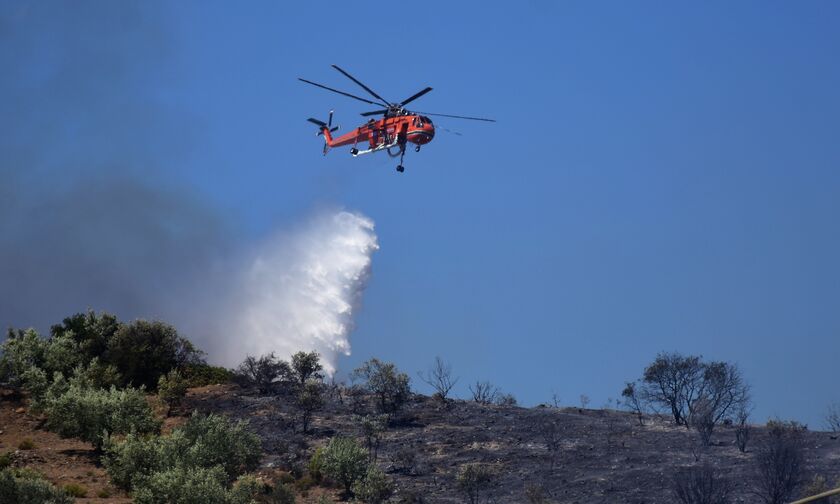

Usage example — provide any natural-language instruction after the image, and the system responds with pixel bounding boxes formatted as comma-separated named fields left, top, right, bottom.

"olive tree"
left=352, top=358, right=411, bottom=418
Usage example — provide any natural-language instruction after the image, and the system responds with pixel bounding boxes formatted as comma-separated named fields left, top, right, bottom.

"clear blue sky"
left=4, top=1, right=840, bottom=427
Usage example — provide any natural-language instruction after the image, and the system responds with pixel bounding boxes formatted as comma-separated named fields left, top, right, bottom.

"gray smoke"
left=0, top=3, right=378, bottom=372
left=0, top=2, right=227, bottom=330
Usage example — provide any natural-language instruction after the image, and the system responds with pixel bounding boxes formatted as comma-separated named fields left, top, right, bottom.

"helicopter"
left=299, top=65, right=495, bottom=173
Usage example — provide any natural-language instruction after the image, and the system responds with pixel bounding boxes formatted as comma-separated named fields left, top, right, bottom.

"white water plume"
left=208, top=210, right=378, bottom=376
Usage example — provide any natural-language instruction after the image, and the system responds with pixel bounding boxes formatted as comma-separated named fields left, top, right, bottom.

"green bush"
left=0, top=468, right=73, bottom=504
left=107, top=319, right=202, bottom=390
left=0, top=452, right=12, bottom=470
left=50, top=310, right=121, bottom=362
left=290, top=351, right=323, bottom=386
left=132, top=465, right=259, bottom=504
left=308, top=446, right=325, bottom=483
left=321, top=437, right=369, bottom=496
left=158, top=369, right=188, bottom=415
left=104, top=412, right=262, bottom=490
left=351, top=359, right=411, bottom=418
left=43, top=384, right=160, bottom=450
left=18, top=438, right=35, bottom=450
left=352, top=466, right=393, bottom=504
left=0, top=329, right=48, bottom=390
left=63, top=482, right=87, bottom=497
left=182, top=363, right=233, bottom=387
left=268, top=482, right=296, bottom=504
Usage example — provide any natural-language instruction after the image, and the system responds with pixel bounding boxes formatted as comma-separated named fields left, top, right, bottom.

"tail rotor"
left=307, top=111, right=340, bottom=155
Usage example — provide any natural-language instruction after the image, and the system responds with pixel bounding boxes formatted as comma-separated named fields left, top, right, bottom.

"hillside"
left=2, top=382, right=838, bottom=503
left=186, top=384, right=840, bottom=503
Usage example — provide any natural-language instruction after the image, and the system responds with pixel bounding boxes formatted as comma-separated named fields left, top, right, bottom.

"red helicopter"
left=299, top=65, right=495, bottom=173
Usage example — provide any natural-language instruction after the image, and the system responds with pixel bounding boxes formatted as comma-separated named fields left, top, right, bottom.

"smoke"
left=202, top=211, right=379, bottom=375
left=0, top=3, right=379, bottom=374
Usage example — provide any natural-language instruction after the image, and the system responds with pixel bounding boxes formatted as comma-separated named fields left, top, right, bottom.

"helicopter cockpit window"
left=421, top=116, right=433, bottom=124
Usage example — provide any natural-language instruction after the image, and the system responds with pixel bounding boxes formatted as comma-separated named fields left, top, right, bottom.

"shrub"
left=356, top=414, right=388, bottom=463
left=43, top=384, right=160, bottom=451
left=352, top=359, right=411, bottom=418
left=42, top=334, right=83, bottom=378
left=103, top=412, right=261, bottom=490
left=290, top=351, right=324, bottom=387
left=308, top=447, right=325, bottom=483
left=18, top=438, right=35, bottom=450
left=0, top=468, right=73, bottom=504
left=0, top=452, right=12, bottom=470
left=296, top=381, right=324, bottom=434
left=63, top=482, right=87, bottom=497
left=321, top=437, right=369, bottom=496
left=753, top=419, right=807, bottom=504
left=236, top=353, right=290, bottom=394
left=269, top=482, right=296, bottom=504
left=178, top=413, right=262, bottom=480
left=469, top=381, right=499, bottom=405
left=50, top=310, right=121, bottom=362
left=352, top=466, right=393, bottom=504
left=132, top=465, right=258, bottom=504
left=107, top=319, right=202, bottom=390
left=0, top=329, right=48, bottom=390
left=496, top=393, right=518, bottom=407
left=158, top=369, right=188, bottom=416
left=457, top=463, right=496, bottom=504
left=672, top=464, right=733, bottom=504
left=182, top=363, right=233, bottom=387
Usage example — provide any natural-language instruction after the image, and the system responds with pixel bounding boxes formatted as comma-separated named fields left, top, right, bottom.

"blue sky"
left=3, top=1, right=840, bottom=427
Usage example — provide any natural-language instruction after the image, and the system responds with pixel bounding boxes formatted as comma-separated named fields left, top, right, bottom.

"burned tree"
left=621, top=381, right=647, bottom=426
left=638, top=353, right=749, bottom=430
left=469, top=380, right=499, bottom=405
left=417, top=356, right=459, bottom=401
left=673, top=464, right=734, bottom=504
left=753, top=420, right=807, bottom=504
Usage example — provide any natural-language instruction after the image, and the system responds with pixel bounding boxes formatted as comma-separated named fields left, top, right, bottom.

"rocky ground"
left=2, top=384, right=839, bottom=503
left=186, top=384, right=840, bottom=503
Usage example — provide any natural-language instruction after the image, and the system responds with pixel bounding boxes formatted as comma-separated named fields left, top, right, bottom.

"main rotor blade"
left=298, top=78, right=382, bottom=106
left=307, top=118, right=327, bottom=127
left=414, top=111, right=496, bottom=122
left=400, top=87, right=433, bottom=106
left=360, top=109, right=388, bottom=117
left=331, top=64, right=391, bottom=106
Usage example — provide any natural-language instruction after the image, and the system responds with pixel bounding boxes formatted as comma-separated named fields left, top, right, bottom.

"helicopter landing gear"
left=396, top=143, right=407, bottom=173
left=415, top=145, right=421, bottom=152
left=350, top=148, right=359, bottom=156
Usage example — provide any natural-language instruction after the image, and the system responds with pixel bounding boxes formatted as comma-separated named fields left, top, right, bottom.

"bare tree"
left=735, top=405, right=751, bottom=453
left=236, top=353, right=290, bottom=394
left=530, top=415, right=563, bottom=469
left=690, top=397, right=716, bottom=447
left=469, top=381, right=499, bottom=405
left=641, top=353, right=704, bottom=426
left=673, top=464, right=734, bottom=504
left=622, top=381, right=646, bottom=426
left=550, top=392, right=561, bottom=408
left=417, top=356, right=459, bottom=401
left=753, top=420, right=807, bottom=504
left=579, top=394, right=590, bottom=409
left=825, top=403, right=840, bottom=435
left=639, top=353, right=749, bottom=428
